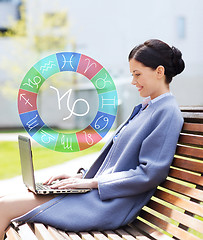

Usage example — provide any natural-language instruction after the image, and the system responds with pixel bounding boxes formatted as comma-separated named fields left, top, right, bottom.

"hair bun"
left=171, top=46, right=185, bottom=76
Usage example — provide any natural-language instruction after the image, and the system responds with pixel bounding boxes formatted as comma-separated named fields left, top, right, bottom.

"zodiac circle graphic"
left=18, top=52, right=118, bottom=152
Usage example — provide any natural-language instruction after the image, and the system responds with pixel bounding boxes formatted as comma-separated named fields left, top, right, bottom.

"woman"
left=0, top=39, right=185, bottom=239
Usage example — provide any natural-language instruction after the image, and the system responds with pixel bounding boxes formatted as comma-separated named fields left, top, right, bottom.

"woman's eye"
left=131, top=73, right=140, bottom=77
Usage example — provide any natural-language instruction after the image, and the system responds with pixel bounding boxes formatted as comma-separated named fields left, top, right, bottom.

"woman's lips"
left=137, top=86, right=143, bottom=92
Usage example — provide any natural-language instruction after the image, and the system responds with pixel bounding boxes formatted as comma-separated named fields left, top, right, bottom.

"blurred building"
left=0, top=0, right=203, bottom=129
left=0, top=0, right=21, bottom=32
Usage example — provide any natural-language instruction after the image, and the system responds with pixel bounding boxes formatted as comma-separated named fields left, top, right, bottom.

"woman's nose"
left=131, top=78, right=137, bottom=85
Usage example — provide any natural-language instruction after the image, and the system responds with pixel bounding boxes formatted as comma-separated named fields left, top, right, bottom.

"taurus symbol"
left=95, top=73, right=112, bottom=89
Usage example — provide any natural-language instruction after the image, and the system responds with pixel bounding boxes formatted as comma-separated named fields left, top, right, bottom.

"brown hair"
left=128, top=39, right=185, bottom=83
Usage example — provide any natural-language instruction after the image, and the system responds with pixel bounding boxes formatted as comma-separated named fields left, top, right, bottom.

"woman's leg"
left=0, top=192, right=55, bottom=240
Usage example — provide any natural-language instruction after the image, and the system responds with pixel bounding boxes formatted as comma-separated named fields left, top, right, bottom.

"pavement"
left=0, top=132, right=112, bottom=196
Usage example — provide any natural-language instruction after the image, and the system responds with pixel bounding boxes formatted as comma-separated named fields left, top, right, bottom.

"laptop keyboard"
left=36, top=183, right=52, bottom=190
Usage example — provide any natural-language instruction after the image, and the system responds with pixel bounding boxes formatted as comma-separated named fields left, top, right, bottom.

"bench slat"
left=176, top=145, right=203, bottom=159
left=161, top=179, right=203, bottom=201
left=129, top=220, right=171, bottom=240
left=180, top=106, right=203, bottom=111
left=154, top=189, right=203, bottom=217
left=114, top=229, right=137, bottom=240
left=168, top=168, right=203, bottom=186
left=34, top=223, right=55, bottom=240
left=48, top=226, right=69, bottom=239
left=6, top=225, right=21, bottom=240
left=58, top=230, right=72, bottom=240
left=79, top=232, right=98, bottom=240
left=18, top=224, right=38, bottom=240
left=182, top=112, right=203, bottom=120
left=146, top=199, right=203, bottom=234
left=179, top=133, right=203, bottom=146
left=172, top=158, right=203, bottom=173
left=90, top=231, right=109, bottom=240
left=123, top=225, right=154, bottom=240
left=102, top=230, right=123, bottom=240
left=182, top=122, right=203, bottom=133
left=67, top=232, right=84, bottom=240
left=140, top=211, right=200, bottom=240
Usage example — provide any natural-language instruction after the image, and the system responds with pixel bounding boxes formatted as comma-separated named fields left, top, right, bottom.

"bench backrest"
left=131, top=107, right=203, bottom=240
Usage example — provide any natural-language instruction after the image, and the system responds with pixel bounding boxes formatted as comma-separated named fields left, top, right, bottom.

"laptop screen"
left=18, top=135, right=36, bottom=192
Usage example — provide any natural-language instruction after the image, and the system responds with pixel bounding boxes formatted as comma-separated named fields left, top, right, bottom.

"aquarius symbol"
left=95, top=73, right=112, bottom=89
left=40, top=61, right=56, bottom=73
left=40, top=130, right=55, bottom=144
left=83, top=131, right=94, bottom=145
left=23, top=76, right=41, bottom=89
left=84, top=58, right=97, bottom=73
left=61, top=54, right=74, bottom=69
left=61, top=135, right=73, bottom=150
left=50, top=86, right=90, bottom=120
left=26, top=114, right=39, bottom=132
left=95, top=115, right=109, bottom=131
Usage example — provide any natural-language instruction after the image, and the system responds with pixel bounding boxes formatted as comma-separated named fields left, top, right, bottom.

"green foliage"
left=0, top=0, right=72, bottom=100
left=0, top=141, right=104, bottom=180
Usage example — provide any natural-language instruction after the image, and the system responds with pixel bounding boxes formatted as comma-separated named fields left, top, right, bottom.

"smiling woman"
left=0, top=40, right=185, bottom=240
left=129, top=39, right=185, bottom=100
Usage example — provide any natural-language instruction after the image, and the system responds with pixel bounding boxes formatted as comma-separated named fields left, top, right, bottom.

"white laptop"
left=18, top=135, right=91, bottom=195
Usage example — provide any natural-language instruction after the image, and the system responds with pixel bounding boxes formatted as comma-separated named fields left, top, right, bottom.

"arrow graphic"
left=20, top=94, right=33, bottom=107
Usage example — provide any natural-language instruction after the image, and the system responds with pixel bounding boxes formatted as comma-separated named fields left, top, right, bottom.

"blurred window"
left=177, top=16, right=186, bottom=39
left=0, top=0, right=23, bottom=33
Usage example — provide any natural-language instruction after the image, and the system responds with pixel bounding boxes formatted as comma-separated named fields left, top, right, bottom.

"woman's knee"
left=0, top=192, right=54, bottom=221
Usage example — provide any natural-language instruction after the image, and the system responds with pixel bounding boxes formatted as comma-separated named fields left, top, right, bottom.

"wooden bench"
left=6, top=106, right=203, bottom=240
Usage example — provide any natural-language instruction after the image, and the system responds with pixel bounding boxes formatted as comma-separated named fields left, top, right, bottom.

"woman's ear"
left=156, top=65, right=165, bottom=79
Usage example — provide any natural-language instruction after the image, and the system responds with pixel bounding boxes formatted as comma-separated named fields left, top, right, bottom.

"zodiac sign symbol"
left=95, top=73, right=112, bottom=89
left=50, top=86, right=90, bottom=120
left=19, top=94, right=33, bottom=107
left=23, top=76, right=41, bottom=89
left=84, top=58, right=97, bottom=73
left=40, top=130, right=55, bottom=144
left=26, top=114, right=39, bottom=131
left=95, top=115, right=109, bottom=131
left=40, top=61, right=56, bottom=73
left=61, top=135, right=73, bottom=150
left=83, top=131, right=94, bottom=145
left=61, top=54, right=74, bottom=70
left=101, top=96, right=116, bottom=108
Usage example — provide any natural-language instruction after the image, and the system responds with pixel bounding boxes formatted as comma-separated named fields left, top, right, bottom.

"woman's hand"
left=50, top=177, right=98, bottom=189
left=44, top=173, right=83, bottom=185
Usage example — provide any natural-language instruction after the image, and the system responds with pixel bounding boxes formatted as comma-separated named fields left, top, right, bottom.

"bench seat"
left=6, top=107, right=203, bottom=240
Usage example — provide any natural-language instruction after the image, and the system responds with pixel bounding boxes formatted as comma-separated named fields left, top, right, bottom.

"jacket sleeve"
left=97, top=107, right=183, bottom=200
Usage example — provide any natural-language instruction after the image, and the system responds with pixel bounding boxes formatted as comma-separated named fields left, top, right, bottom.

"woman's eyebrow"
left=133, top=70, right=139, bottom=73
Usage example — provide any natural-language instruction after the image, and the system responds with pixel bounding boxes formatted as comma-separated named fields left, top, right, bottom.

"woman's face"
left=129, top=59, right=168, bottom=100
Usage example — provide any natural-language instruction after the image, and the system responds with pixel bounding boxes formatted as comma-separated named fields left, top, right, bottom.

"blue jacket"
left=13, top=95, right=183, bottom=231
